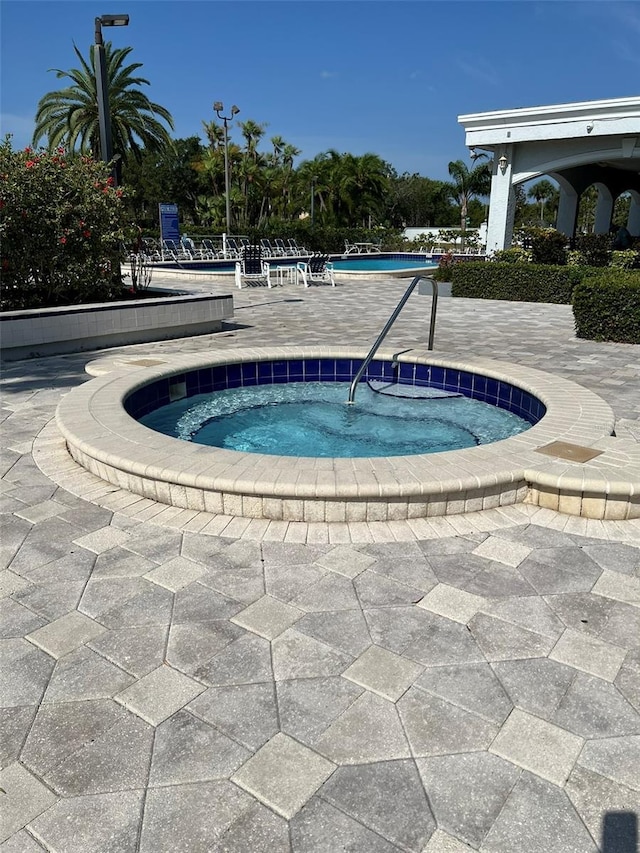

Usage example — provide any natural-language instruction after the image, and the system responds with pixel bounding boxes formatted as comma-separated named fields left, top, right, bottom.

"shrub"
left=0, top=137, right=128, bottom=310
left=610, top=249, right=639, bottom=270
left=413, top=232, right=436, bottom=251
left=573, top=270, right=640, bottom=343
left=566, top=250, right=584, bottom=266
left=492, top=247, right=531, bottom=263
left=528, top=228, right=568, bottom=265
left=436, top=228, right=462, bottom=249
left=573, top=232, right=612, bottom=267
left=450, top=262, right=581, bottom=303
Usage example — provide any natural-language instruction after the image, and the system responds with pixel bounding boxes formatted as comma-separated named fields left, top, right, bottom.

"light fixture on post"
left=214, top=101, right=240, bottom=240
left=94, top=13, right=129, bottom=186
left=498, top=154, right=508, bottom=175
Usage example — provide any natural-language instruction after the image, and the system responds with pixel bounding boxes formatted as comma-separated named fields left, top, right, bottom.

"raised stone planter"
left=0, top=290, right=234, bottom=361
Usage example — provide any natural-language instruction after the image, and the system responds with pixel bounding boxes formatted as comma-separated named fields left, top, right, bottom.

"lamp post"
left=214, top=101, right=240, bottom=240
left=94, top=14, right=129, bottom=185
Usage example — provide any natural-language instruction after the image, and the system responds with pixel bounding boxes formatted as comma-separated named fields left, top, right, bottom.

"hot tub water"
left=140, top=380, right=531, bottom=458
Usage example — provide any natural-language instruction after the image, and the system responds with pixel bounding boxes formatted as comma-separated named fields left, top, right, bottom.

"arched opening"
left=577, top=187, right=637, bottom=237
left=612, top=191, right=630, bottom=227
left=626, top=188, right=640, bottom=236
left=576, top=184, right=600, bottom=234
left=518, top=177, right=560, bottom=227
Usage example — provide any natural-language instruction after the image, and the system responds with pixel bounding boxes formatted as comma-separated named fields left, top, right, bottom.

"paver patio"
left=1, top=274, right=639, bottom=851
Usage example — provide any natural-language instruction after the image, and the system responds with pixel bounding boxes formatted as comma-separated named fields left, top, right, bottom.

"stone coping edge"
left=55, top=346, right=640, bottom=520
left=0, top=290, right=229, bottom=320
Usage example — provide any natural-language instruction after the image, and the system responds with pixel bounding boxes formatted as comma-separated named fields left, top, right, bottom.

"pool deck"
left=2, top=274, right=639, bottom=852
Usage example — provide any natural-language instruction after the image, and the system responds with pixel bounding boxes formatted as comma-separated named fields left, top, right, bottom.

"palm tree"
left=202, top=119, right=224, bottom=151
left=295, top=155, right=334, bottom=224
left=577, top=185, right=599, bottom=234
left=279, top=142, right=301, bottom=218
left=238, top=120, right=266, bottom=163
left=337, top=153, right=390, bottom=227
left=446, top=159, right=491, bottom=250
left=270, top=135, right=286, bottom=163
left=527, top=179, right=557, bottom=225
left=32, top=42, right=174, bottom=161
left=235, top=120, right=266, bottom=223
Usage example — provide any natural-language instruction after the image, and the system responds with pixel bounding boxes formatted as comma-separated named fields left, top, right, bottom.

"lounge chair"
left=287, top=238, right=309, bottom=256
left=235, top=244, right=272, bottom=289
left=161, top=239, right=191, bottom=262
left=223, top=237, right=242, bottom=258
left=295, top=253, right=336, bottom=287
left=180, top=236, right=201, bottom=259
left=141, top=238, right=161, bottom=261
left=260, top=238, right=284, bottom=257
left=274, top=238, right=289, bottom=256
left=201, top=238, right=220, bottom=259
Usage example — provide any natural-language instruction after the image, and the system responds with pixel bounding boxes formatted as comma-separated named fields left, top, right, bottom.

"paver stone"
left=231, top=733, right=335, bottom=819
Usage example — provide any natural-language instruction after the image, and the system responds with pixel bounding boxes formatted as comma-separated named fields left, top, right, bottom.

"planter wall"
left=0, top=291, right=234, bottom=361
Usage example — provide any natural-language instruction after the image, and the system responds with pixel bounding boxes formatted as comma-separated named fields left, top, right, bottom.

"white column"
left=594, top=185, right=614, bottom=234
left=627, top=192, right=640, bottom=235
left=556, top=185, right=579, bottom=237
left=485, top=146, right=515, bottom=254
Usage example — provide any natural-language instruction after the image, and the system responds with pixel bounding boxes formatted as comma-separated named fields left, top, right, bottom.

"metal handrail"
left=347, top=274, right=438, bottom=404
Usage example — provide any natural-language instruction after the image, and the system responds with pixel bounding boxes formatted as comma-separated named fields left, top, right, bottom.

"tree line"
left=30, top=39, right=628, bottom=238
left=27, top=40, right=496, bottom=235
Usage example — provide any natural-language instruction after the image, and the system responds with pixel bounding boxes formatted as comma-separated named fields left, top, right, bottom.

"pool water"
left=332, top=258, right=438, bottom=272
left=153, top=253, right=438, bottom=275
left=140, top=381, right=531, bottom=458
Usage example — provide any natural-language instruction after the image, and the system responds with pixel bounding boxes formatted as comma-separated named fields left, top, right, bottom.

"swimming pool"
left=332, top=256, right=437, bottom=272
left=149, top=252, right=438, bottom=277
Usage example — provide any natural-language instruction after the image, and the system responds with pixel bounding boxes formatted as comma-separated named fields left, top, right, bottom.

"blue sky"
left=1, top=1, right=639, bottom=181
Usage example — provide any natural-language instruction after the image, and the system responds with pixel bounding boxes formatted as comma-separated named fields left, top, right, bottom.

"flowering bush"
left=0, top=137, right=128, bottom=310
left=432, top=251, right=458, bottom=281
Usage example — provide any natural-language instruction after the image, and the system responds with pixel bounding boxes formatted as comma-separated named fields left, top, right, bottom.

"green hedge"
left=449, top=262, right=582, bottom=304
left=572, top=270, right=640, bottom=344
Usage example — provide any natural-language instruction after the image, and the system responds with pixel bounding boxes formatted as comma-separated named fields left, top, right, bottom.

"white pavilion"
left=458, top=96, right=640, bottom=254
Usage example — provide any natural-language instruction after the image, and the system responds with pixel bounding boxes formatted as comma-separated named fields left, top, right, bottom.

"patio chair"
left=141, top=238, right=161, bottom=261
left=287, top=238, right=309, bottom=256
left=235, top=244, right=272, bottom=289
left=223, top=237, right=242, bottom=258
left=295, top=253, right=336, bottom=288
left=201, top=238, right=221, bottom=259
left=161, top=239, right=191, bottom=262
left=274, top=238, right=289, bottom=256
left=180, top=236, right=201, bottom=259
left=260, top=238, right=284, bottom=257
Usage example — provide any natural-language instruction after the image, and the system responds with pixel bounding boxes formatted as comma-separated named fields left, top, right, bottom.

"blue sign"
left=159, top=203, right=180, bottom=243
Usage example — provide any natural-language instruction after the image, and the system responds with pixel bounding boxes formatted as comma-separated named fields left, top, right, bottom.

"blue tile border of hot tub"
left=124, top=357, right=546, bottom=426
